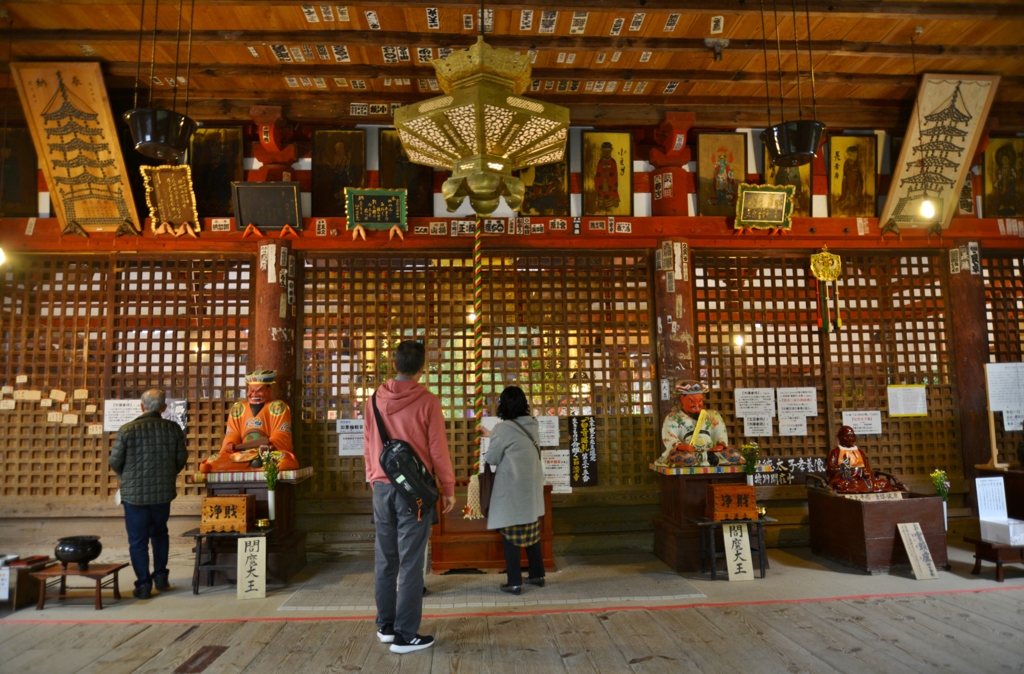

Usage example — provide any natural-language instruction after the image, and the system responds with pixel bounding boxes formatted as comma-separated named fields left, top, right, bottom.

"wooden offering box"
left=200, top=494, right=255, bottom=533
left=705, top=484, right=758, bottom=521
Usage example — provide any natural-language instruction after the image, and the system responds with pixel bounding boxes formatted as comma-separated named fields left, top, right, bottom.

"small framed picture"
left=734, top=183, right=795, bottom=231
left=231, top=182, right=302, bottom=231
left=582, top=131, right=632, bottom=216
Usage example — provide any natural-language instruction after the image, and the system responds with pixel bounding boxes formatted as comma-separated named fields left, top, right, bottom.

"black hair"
left=394, top=340, right=425, bottom=376
left=497, top=385, right=529, bottom=420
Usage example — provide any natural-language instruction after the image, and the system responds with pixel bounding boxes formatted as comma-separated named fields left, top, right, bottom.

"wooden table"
left=184, top=527, right=272, bottom=594
left=31, top=563, right=129, bottom=610
left=965, top=536, right=1024, bottom=582
left=687, top=516, right=775, bottom=580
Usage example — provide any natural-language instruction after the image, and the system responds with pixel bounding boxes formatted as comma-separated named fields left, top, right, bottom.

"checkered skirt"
left=499, top=520, right=540, bottom=547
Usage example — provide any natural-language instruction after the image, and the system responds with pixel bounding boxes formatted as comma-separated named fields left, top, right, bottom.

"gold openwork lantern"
left=394, top=37, right=570, bottom=216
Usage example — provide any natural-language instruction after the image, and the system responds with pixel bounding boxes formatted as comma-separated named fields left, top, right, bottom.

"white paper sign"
left=542, top=449, right=572, bottom=493
left=103, top=398, right=187, bottom=432
left=479, top=417, right=501, bottom=461
left=0, top=399, right=14, bottom=410
left=724, top=523, right=754, bottom=581
left=15, top=375, right=27, bottom=384
left=887, top=385, right=928, bottom=417
left=537, top=416, right=560, bottom=447
left=238, top=537, right=266, bottom=599
left=660, top=378, right=671, bottom=401
left=1003, top=409, right=1024, bottom=432
left=977, top=477, right=1008, bottom=520
left=743, top=415, right=773, bottom=437
left=842, top=410, right=883, bottom=436
left=0, top=567, right=8, bottom=601
left=776, top=387, right=818, bottom=417
left=985, top=362, right=1024, bottom=412
left=336, top=419, right=365, bottom=456
left=734, top=388, right=776, bottom=418
left=897, top=522, right=939, bottom=580
left=778, top=416, right=807, bottom=436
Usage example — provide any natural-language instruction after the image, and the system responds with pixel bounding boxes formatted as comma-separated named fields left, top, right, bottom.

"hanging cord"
left=759, top=0, right=772, bottom=127
left=803, top=0, right=818, bottom=120
left=790, top=0, right=803, bottom=119
left=147, top=0, right=160, bottom=108
left=479, top=0, right=484, bottom=36
left=183, top=0, right=195, bottom=119
left=133, top=0, right=147, bottom=109
left=772, top=0, right=785, bottom=122
left=171, top=0, right=183, bottom=112
left=0, top=16, right=13, bottom=213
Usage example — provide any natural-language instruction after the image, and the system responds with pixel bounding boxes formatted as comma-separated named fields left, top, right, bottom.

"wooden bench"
left=31, top=563, right=129, bottom=610
left=964, top=536, right=1024, bottom=582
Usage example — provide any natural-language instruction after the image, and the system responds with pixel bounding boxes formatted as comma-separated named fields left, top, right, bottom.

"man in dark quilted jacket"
left=109, top=389, right=187, bottom=599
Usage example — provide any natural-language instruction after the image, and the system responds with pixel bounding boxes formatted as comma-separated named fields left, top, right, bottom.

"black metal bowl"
left=123, top=108, right=197, bottom=161
left=762, top=120, right=826, bottom=168
left=55, top=535, right=102, bottom=571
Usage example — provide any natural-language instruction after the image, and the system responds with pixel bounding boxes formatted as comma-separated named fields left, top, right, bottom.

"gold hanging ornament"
left=810, top=245, right=842, bottom=332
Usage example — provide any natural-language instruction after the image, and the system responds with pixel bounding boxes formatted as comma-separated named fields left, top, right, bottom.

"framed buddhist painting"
left=0, top=128, right=38, bottom=217
left=697, top=133, right=746, bottom=217
left=880, top=74, right=1000, bottom=229
left=313, top=129, right=366, bottom=217
left=582, top=131, right=632, bottom=217
left=828, top=135, right=877, bottom=218
left=189, top=126, right=244, bottom=218
left=734, top=183, right=794, bottom=231
left=519, top=160, right=569, bottom=217
left=763, top=143, right=811, bottom=217
left=11, top=62, right=140, bottom=232
left=984, top=138, right=1024, bottom=218
left=378, top=129, right=433, bottom=217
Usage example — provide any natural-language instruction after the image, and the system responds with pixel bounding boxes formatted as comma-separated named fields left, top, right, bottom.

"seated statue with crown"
left=655, top=380, right=745, bottom=468
left=199, top=369, right=299, bottom=473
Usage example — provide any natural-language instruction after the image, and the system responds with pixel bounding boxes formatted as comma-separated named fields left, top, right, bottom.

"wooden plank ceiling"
left=3, top=0, right=1024, bottom=130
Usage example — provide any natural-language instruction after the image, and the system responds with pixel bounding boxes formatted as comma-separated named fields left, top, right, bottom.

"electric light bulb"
left=734, top=335, right=745, bottom=347
left=468, top=312, right=477, bottom=322
left=0, top=247, right=5, bottom=266
left=920, top=199, right=935, bottom=219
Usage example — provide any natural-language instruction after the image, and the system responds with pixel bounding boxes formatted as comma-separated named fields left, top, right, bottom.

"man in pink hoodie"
left=364, top=340, right=456, bottom=654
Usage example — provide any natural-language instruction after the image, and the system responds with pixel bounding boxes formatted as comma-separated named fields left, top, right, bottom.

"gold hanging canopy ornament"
left=394, top=36, right=570, bottom=216
left=810, top=245, right=842, bottom=332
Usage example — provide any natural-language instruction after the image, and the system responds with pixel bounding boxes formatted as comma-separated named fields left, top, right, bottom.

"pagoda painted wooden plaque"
left=11, top=62, right=140, bottom=233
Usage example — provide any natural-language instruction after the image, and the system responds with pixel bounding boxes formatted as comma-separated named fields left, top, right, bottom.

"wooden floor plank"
left=693, top=605, right=846, bottom=674
left=0, top=647, right=111, bottom=674
left=746, top=602, right=934, bottom=674
left=596, top=610, right=705, bottom=673
left=284, top=620, right=372, bottom=674
left=546, top=612, right=627, bottom=674
left=192, top=621, right=287, bottom=674
left=430, top=616, right=490, bottom=674
left=233, top=622, right=334, bottom=673
left=485, top=614, right=566, bottom=674
left=651, top=607, right=778, bottom=673
left=73, top=647, right=163, bottom=674
left=0, top=623, right=39, bottom=646
left=0, top=624, right=139, bottom=662
left=939, top=589, right=1024, bottom=627
left=130, top=623, right=244, bottom=674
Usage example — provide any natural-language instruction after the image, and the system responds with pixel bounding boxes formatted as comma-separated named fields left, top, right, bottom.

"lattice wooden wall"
left=0, top=254, right=254, bottom=499
left=830, top=252, right=960, bottom=479
left=692, top=252, right=828, bottom=458
left=983, top=251, right=1024, bottom=464
left=299, top=251, right=657, bottom=496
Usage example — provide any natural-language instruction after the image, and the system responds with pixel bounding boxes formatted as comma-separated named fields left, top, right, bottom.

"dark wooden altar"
left=430, top=484, right=555, bottom=573
left=652, top=472, right=747, bottom=572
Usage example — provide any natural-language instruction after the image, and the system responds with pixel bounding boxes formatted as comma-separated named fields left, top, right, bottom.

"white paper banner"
left=776, top=387, right=818, bottom=417
left=842, top=410, right=883, bottom=436
left=734, top=388, right=776, bottom=418
left=336, top=419, right=365, bottom=456
left=537, top=416, right=560, bottom=446
left=743, top=415, right=773, bottom=437
left=887, top=385, right=928, bottom=417
left=778, top=416, right=807, bottom=437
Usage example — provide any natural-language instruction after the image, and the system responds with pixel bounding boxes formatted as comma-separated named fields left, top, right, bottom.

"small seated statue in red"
left=826, top=425, right=904, bottom=493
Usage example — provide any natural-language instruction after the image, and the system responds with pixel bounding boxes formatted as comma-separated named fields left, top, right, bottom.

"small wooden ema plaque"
left=141, top=165, right=200, bottom=235
left=201, top=494, right=255, bottom=533
left=706, top=484, right=758, bottom=521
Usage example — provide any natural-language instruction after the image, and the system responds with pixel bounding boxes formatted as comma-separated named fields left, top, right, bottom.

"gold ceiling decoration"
left=394, top=36, right=570, bottom=216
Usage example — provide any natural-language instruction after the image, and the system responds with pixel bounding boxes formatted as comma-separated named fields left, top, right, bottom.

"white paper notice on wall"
left=734, top=388, right=776, bottom=418
left=661, top=378, right=671, bottom=401
left=887, top=385, right=928, bottom=417
left=985, top=362, right=1024, bottom=412
left=0, top=400, right=15, bottom=410
left=103, top=400, right=141, bottom=432
left=479, top=416, right=501, bottom=462
left=724, top=523, right=754, bottom=581
left=841, top=410, right=882, bottom=436
left=976, top=477, right=1008, bottom=520
left=537, top=416, right=560, bottom=446
left=336, top=419, right=364, bottom=456
left=778, top=416, right=807, bottom=437
left=1004, top=409, right=1024, bottom=432
left=238, top=537, right=266, bottom=600
left=542, top=449, right=572, bottom=493
left=776, top=387, right=817, bottom=417
left=743, top=415, right=773, bottom=437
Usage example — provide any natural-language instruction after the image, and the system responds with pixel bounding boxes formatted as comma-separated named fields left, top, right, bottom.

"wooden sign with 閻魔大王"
left=141, top=165, right=200, bottom=236
left=11, top=62, right=140, bottom=234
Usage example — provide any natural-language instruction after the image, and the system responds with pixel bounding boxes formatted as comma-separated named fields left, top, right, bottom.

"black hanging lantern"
left=125, top=0, right=197, bottom=161
left=762, top=119, right=826, bottom=167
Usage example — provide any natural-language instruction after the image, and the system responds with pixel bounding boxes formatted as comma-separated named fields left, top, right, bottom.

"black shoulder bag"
left=372, top=393, right=439, bottom=521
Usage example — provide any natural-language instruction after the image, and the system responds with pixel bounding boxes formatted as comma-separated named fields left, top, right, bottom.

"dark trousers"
left=372, top=482, right=432, bottom=642
left=123, top=501, right=171, bottom=589
left=502, top=537, right=544, bottom=586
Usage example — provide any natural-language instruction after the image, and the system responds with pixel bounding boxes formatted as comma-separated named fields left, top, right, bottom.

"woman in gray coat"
left=486, top=385, right=546, bottom=594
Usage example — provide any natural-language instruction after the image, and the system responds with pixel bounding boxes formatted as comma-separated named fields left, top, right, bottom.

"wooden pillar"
left=254, top=240, right=299, bottom=404
left=946, top=241, right=990, bottom=484
left=653, top=239, right=695, bottom=419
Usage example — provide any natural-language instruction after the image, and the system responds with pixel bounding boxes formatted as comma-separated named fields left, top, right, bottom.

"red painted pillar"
left=254, top=240, right=298, bottom=404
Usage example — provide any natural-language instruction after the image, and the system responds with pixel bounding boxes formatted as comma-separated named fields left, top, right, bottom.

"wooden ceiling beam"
left=6, top=0, right=1024, bottom=20
left=6, top=29, right=1022, bottom=61
left=46, top=60, right=1021, bottom=90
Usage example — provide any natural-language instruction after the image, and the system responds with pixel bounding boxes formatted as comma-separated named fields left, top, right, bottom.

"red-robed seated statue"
left=199, top=369, right=299, bottom=473
left=826, top=425, right=904, bottom=493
